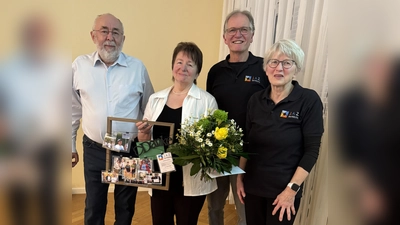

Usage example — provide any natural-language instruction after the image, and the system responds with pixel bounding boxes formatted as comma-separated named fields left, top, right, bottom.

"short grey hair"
left=223, top=10, right=255, bottom=33
left=263, top=39, right=305, bottom=72
left=92, top=13, right=124, bottom=34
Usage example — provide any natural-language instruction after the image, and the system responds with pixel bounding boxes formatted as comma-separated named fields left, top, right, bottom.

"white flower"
left=240, top=140, right=243, bottom=146
left=207, top=133, right=212, bottom=137
left=205, top=139, right=213, bottom=147
left=201, top=143, right=205, bottom=148
left=196, top=137, right=203, bottom=143
left=239, top=128, right=243, bottom=132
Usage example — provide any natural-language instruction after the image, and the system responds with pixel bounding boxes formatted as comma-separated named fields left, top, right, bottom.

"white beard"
left=97, top=40, right=124, bottom=64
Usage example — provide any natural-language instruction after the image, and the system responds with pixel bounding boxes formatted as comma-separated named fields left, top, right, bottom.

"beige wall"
left=72, top=1, right=224, bottom=190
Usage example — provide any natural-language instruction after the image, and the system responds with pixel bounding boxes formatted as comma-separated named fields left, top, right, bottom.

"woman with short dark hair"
left=136, top=42, right=218, bottom=225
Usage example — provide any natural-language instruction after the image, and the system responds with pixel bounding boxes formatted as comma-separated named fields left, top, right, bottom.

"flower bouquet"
left=167, top=109, right=248, bottom=181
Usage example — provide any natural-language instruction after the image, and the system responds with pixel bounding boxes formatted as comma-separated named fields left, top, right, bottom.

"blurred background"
left=330, top=1, right=400, bottom=225
left=0, top=1, right=70, bottom=225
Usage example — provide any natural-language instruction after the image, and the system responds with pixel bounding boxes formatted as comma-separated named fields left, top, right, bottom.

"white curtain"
left=221, top=1, right=328, bottom=225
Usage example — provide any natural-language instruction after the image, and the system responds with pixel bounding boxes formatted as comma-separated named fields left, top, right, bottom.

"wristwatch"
left=287, top=182, right=300, bottom=193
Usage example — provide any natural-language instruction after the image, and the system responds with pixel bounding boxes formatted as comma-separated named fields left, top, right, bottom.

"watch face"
left=292, top=183, right=300, bottom=192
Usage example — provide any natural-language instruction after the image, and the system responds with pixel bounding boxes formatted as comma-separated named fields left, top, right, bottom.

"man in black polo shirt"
left=206, top=10, right=270, bottom=225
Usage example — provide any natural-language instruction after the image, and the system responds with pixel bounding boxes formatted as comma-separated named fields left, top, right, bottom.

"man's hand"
left=72, top=152, right=79, bottom=167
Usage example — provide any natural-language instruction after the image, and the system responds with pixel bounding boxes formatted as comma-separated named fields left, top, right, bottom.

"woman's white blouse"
left=144, top=83, right=218, bottom=196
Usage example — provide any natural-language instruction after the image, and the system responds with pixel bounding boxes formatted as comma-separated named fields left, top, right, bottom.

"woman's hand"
left=136, top=119, right=152, bottom=134
left=272, top=187, right=297, bottom=221
left=135, top=119, right=152, bottom=141
left=236, top=174, right=246, bottom=204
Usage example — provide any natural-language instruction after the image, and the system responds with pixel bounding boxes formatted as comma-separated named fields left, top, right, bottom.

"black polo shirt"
left=244, top=81, right=324, bottom=198
left=206, top=52, right=270, bottom=137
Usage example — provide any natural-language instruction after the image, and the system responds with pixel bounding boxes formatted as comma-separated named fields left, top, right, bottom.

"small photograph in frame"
left=138, top=158, right=153, bottom=173
left=122, top=132, right=132, bottom=152
left=101, top=170, right=119, bottom=183
left=101, top=170, right=112, bottom=183
left=150, top=172, right=162, bottom=184
left=137, top=170, right=149, bottom=184
left=145, top=174, right=153, bottom=184
left=111, top=172, right=119, bottom=183
left=111, top=155, right=124, bottom=176
left=122, top=157, right=138, bottom=180
left=102, top=134, right=116, bottom=149
left=103, top=132, right=132, bottom=153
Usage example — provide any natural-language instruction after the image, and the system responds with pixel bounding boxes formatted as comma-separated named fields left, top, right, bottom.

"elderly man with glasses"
left=206, top=10, right=270, bottom=225
left=72, top=13, right=154, bottom=225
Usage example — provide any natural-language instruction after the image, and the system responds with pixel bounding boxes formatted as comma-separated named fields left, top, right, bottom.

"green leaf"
left=173, top=158, right=188, bottom=166
left=190, top=159, right=201, bottom=176
left=221, top=163, right=232, bottom=173
left=179, top=155, right=201, bottom=160
left=225, top=156, right=239, bottom=166
left=200, top=155, right=206, bottom=166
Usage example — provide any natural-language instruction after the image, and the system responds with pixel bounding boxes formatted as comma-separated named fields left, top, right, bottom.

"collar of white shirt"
left=92, top=52, right=128, bottom=68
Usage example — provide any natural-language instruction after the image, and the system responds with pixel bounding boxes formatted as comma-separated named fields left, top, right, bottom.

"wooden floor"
left=72, top=191, right=239, bottom=225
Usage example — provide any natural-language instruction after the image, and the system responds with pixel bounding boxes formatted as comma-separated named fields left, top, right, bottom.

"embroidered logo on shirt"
left=244, top=75, right=261, bottom=83
left=280, top=110, right=299, bottom=119
left=280, top=110, right=289, bottom=118
left=251, top=76, right=260, bottom=83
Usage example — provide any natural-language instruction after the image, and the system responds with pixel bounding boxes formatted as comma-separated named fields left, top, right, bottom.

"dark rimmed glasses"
left=267, top=59, right=296, bottom=69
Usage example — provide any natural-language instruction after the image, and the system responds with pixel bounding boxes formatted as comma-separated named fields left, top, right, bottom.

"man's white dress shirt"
left=72, top=51, right=154, bottom=153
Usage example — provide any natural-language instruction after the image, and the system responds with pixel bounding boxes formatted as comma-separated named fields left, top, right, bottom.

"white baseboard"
left=72, top=187, right=87, bottom=194
left=72, top=185, right=149, bottom=194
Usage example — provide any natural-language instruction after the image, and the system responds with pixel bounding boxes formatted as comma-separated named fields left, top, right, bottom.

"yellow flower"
left=215, top=127, right=228, bottom=140
left=217, top=146, right=228, bottom=159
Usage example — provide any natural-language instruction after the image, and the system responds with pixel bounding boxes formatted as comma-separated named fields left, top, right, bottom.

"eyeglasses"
left=225, top=26, right=252, bottom=36
left=93, top=29, right=123, bottom=38
left=267, top=59, right=296, bottom=69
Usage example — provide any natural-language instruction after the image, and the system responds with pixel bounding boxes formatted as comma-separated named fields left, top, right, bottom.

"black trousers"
left=83, top=135, right=138, bottom=225
left=244, top=193, right=301, bottom=225
left=151, top=189, right=206, bottom=225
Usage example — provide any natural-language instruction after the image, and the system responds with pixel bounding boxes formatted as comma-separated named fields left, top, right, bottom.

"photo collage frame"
left=101, top=156, right=163, bottom=185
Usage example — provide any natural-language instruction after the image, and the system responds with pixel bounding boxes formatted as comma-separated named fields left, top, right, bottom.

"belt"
left=83, top=134, right=104, bottom=149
